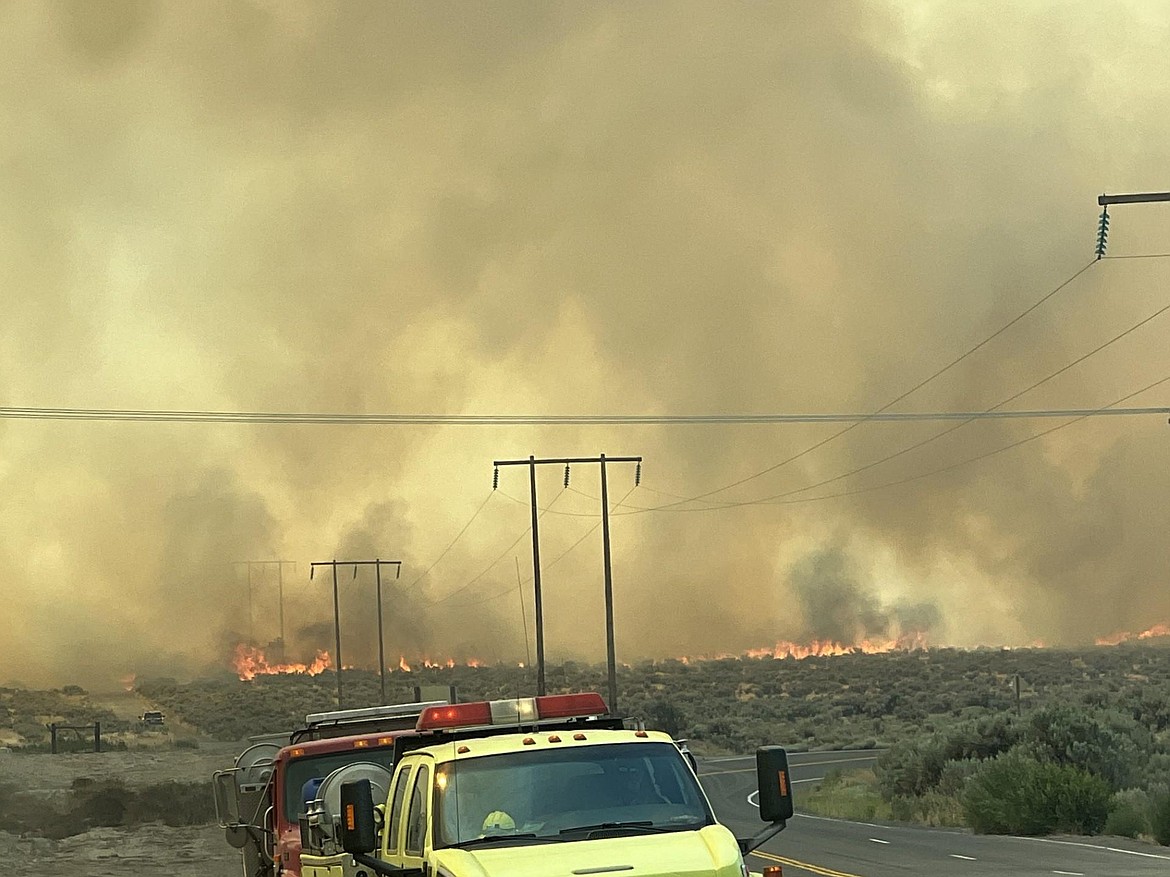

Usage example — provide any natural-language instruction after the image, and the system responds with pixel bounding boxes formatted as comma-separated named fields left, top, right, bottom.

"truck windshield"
left=432, top=741, right=712, bottom=848
left=283, top=749, right=395, bottom=823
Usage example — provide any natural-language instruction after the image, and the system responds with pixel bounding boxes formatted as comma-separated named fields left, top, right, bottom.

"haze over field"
left=3, top=1, right=1170, bottom=687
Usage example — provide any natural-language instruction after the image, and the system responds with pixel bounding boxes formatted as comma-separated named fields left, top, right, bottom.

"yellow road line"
left=751, top=849, right=863, bottom=877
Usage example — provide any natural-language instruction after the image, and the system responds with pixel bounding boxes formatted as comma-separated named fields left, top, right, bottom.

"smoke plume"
left=3, top=1, right=1170, bottom=687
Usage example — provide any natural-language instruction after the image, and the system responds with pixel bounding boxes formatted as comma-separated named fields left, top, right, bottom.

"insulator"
left=1095, top=206, right=1110, bottom=259
left=634, top=462, right=641, bottom=486
left=492, top=467, right=499, bottom=490
left=564, top=464, right=570, bottom=487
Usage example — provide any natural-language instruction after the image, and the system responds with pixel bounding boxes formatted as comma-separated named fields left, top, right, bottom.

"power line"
left=742, top=292, right=1170, bottom=508
left=3, top=401, right=1166, bottom=424
left=426, top=489, right=566, bottom=607
left=771, top=372, right=1170, bottom=505
left=403, top=491, right=496, bottom=590
left=615, top=372, right=1170, bottom=514
left=446, top=483, right=640, bottom=607
left=629, top=259, right=1100, bottom=512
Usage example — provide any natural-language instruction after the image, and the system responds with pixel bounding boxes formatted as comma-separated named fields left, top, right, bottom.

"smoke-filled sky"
left=4, top=1, right=1170, bottom=688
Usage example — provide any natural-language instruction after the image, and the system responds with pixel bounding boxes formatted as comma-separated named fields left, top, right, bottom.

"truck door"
left=382, top=756, right=433, bottom=870
left=383, top=761, right=414, bottom=859
left=402, top=763, right=432, bottom=869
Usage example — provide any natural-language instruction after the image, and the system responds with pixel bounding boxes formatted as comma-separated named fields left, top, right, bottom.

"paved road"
left=697, top=752, right=1170, bottom=877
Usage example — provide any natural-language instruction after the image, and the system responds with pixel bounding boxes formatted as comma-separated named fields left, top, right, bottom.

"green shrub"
left=1026, top=705, right=1150, bottom=790
left=889, top=791, right=965, bottom=827
left=129, top=781, right=217, bottom=827
left=801, top=769, right=891, bottom=822
left=1151, top=789, right=1170, bottom=846
left=1104, top=790, right=1149, bottom=839
left=962, top=748, right=1110, bottom=835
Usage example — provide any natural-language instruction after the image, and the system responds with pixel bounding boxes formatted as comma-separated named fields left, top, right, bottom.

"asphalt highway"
left=697, top=751, right=1170, bottom=877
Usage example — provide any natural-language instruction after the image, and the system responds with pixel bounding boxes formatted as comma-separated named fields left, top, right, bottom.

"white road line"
left=869, top=838, right=890, bottom=845
left=1020, top=837, right=1170, bottom=861
left=793, top=812, right=885, bottom=830
left=1052, top=870, right=1084, bottom=875
left=745, top=778, right=825, bottom=807
left=949, top=854, right=977, bottom=860
left=1106, top=847, right=1170, bottom=860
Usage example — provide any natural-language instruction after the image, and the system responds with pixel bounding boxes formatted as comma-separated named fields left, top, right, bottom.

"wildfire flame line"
left=232, top=644, right=332, bottom=681
left=231, top=644, right=488, bottom=680
left=231, top=623, right=1170, bottom=680
left=678, top=632, right=932, bottom=663
left=1094, top=623, right=1170, bottom=646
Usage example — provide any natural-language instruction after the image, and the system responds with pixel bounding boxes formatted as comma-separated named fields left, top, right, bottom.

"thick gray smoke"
left=2, top=1, right=1170, bottom=688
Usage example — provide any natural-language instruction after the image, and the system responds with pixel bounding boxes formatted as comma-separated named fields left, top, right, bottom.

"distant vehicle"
left=140, top=710, right=165, bottom=726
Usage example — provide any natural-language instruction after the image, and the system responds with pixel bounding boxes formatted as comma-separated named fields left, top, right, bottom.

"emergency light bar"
left=306, top=700, right=448, bottom=726
left=417, top=693, right=607, bottom=731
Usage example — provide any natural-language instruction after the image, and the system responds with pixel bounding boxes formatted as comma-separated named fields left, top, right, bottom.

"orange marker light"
left=777, top=770, right=788, bottom=796
left=353, top=739, right=369, bottom=748
left=763, top=866, right=783, bottom=877
left=345, top=803, right=356, bottom=831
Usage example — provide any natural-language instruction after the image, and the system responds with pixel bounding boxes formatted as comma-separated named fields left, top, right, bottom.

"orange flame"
left=1095, top=623, right=1170, bottom=646
left=680, top=633, right=930, bottom=663
left=233, top=643, right=332, bottom=681
left=121, top=673, right=138, bottom=692
left=398, top=655, right=412, bottom=672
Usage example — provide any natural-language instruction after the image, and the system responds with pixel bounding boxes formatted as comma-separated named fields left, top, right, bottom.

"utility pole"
left=1095, top=190, right=1170, bottom=258
left=233, top=561, right=296, bottom=657
left=493, top=454, right=641, bottom=713
left=310, top=558, right=402, bottom=708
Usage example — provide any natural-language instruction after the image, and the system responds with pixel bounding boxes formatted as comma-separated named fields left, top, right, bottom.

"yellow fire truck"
left=297, top=693, right=794, bottom=877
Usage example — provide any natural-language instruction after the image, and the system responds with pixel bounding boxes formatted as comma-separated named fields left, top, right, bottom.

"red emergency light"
left=416, top=693, right=608, bottom=732
left=417, top=701, right=492, bottom=730
left=532, top=692, right=607, bottom=719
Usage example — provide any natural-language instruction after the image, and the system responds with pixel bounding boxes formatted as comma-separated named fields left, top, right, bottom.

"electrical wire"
left=495, top=489, right=602, bottom=517
left=745, top=293, right=1170, bottom=507
left=631, top=259, right=1100, bottom=511
left=613, top=372, right=1170, bottom=513
left=403, top=491, right=496, bottom=590
left=426, top=489, right=566, bottom=606
left=445, top=484, right=639, bottom=608
left=766, top=372, right=1170, bottom=505
left=4, top=402, right=1163, bottom=424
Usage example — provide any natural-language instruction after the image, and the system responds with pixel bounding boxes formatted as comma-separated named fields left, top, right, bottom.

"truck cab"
left=299, top=694, right=794, bottom=877
left=214, top=700, right=445, bottom=877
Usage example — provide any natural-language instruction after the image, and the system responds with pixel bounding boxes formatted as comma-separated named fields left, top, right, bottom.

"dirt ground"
left=1, top=744, right=246, bottom=877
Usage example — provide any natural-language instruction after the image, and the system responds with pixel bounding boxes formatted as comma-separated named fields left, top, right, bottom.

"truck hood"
left=432, top=824, right=744, bottom=877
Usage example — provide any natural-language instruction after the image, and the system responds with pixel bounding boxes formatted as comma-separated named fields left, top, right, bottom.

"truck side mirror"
left=756, top=746, right=794, bottom=823
left=339, top=779, right=378, bottom=855
left=736, top=746, right=794, bottom=856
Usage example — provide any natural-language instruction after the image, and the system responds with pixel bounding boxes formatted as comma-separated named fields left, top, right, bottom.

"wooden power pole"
left=493, top=454, right=641, bottom=713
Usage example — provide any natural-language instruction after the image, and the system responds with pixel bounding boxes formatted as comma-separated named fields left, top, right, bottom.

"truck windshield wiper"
left=450, top=833, right=557, bottom=849
left=558, top=821, right=677, bottom=838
